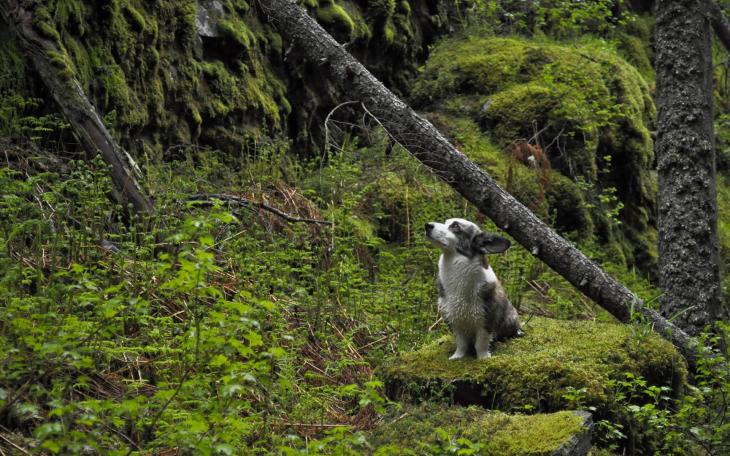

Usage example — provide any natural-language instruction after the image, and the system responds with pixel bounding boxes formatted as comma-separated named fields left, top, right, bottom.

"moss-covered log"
left=0, top=0, right=153, bottom=213
left=261, top=0, right=699, bottom=366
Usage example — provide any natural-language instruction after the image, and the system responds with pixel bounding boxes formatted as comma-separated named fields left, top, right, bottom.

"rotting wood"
left=0, top=1, right=153, bottom=214
left=259, top=0, right=700, bottom=366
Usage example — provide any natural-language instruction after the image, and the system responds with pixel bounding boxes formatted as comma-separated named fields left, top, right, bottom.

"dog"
left=425, top=218, right=521, bottom=360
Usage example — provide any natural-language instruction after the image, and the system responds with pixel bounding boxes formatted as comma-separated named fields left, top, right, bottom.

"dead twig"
left=0, top=426, right=31, bottom=455
left=188, top=194, right=333, bottom=225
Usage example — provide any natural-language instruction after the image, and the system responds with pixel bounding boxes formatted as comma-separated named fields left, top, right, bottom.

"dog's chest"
left=438, top=255, right=497, bottom=324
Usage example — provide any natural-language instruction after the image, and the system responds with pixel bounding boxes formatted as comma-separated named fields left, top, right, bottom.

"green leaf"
left=35, top=422, right=63, bottom=439
left=245, top=330, right=263, bottom=347
left=209, top=354, right=229, bottom=367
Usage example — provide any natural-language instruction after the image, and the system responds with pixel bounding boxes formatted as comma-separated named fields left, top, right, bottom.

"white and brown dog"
left=425, top=218, right=521, bottom=360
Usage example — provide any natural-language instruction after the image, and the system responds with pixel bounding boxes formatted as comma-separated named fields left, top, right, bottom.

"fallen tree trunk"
left=1, top=1, right=153, bottom=214
left=260, top=0, right=699, bottom=365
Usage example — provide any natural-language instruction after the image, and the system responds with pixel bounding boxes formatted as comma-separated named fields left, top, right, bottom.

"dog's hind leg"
left=475, top=328, right=493, bottom=359
left=449, top=330, right=470, bottom=360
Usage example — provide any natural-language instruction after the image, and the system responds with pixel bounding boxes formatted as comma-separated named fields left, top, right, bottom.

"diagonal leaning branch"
left=1, top=1, right=154, bottom=214
left=260, top=0, right=699, bottom=366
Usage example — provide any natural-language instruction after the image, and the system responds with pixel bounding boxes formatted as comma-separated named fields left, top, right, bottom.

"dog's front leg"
left=475, top=328, right=493, bottom=359
left=449, top=330, right=470, bottom=360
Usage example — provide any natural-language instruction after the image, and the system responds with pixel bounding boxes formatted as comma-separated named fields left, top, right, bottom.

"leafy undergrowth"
left=0, top=141, right=728, bottom=455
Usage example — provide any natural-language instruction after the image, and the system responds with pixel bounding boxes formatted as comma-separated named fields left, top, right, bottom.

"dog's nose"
left=425, top=222, right=434, bottom=234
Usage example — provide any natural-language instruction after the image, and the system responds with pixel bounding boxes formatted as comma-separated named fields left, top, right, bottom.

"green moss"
left=382, top=19, right=396, bottom=45
left=617, top=14, right=654, bottom=81
left=545, top=174, right=593, bottom=237
left=413, top=34, right=657, bottom=270
left=380, top=317, right=686, bottom=412
left=371, top=404, right=590, bottom=455
left=716, top=174, right=730, bottom=303
left=477, top=81, right=559, bottom=153
left=65, top=37, right=92, bottom=87
left=53, top=0, right=86, bottom=33
left=122, top=4, right=147, bottom=31
left=36, top=20, right=64, bottom=44
left=397, top=0, right=411, bottom=15
left=0, top=32, right=26, bottom=92
left=369, top=0, right=396, bottom=18
left=4, top=0, right=292, bottom=153
left=4, top=0, right=419, bottom=157
left=218, top=18, right=256, bottom=49
left=412, top=37, right=529, bottom=104
left=317, top=1, right=356, bottom=40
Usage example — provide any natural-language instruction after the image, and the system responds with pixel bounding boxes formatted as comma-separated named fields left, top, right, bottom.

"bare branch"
left=188, top=194, right=333, bottom=225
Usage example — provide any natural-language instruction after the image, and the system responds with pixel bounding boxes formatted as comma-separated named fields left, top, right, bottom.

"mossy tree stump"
left=380, top=317, right=686, bottom=414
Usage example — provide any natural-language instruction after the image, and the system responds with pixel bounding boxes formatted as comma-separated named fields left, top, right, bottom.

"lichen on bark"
left=654, top=0, right=724, bottom=333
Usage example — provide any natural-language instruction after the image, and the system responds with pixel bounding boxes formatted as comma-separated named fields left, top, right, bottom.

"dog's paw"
left=449, top=352, right=467, bottom=360
left=476, top=351, right=492, bottom=360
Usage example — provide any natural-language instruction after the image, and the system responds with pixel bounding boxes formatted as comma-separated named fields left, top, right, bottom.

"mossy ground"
left=370, top=404, right=590, bottom=456
left=381, top=316, right=686, bottom=414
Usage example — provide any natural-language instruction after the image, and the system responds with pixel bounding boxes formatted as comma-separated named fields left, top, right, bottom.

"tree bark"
left=1, top=1, right=153, bottom=214
left=655, top=1, right=723, bottom=335
left=259, top=0, right=699, bottom=364
left=701, top=0, right=730, bottom=53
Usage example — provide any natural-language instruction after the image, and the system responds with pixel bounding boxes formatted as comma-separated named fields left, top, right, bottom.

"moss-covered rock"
left=380, top=317, right=686, bottom=414
left=370, top=404, right=593, bottom=456
left=615, top=14, right=655, bottom=81
left=412, top=35, right=658, bottom=271
left=0, top=0, right=291, bottom=155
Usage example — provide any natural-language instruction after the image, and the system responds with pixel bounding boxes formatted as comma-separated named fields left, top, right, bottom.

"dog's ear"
left=472, top=232, right=511, bottom=254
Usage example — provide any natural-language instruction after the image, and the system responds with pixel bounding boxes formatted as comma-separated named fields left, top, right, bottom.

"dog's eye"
left=449, top=221, right=461, bottom=232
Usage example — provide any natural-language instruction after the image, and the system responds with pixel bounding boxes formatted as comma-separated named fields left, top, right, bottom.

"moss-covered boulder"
left=412, top=35, right=657, bottom=271
left=0, top=0, right=448, bottom=156
left=370, top=404, right=593, bottom=456
left=380, top=317, right=686, bottom=415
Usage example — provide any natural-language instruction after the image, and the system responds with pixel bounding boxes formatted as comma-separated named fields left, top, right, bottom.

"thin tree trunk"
left=655, top=0, right=723, bottom=334
left=1, top=1, right=153, bottom=214
left=260, top=0, right=699, bottom=364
